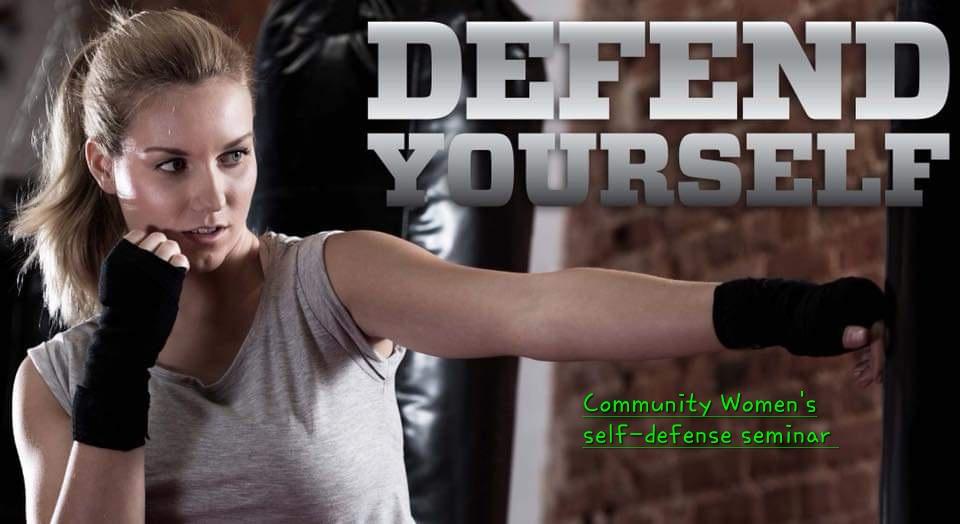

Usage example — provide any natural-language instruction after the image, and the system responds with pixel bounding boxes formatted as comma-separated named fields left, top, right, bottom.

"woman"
left=8, top=8, right=886, bottom=524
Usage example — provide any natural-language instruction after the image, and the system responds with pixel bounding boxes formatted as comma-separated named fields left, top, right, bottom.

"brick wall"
left=547, top=1, right=893, bottom=522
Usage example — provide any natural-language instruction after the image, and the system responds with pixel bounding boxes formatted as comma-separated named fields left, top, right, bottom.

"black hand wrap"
left=712, top=276, right=887, bottom=357
left=73, top=239, right=186, bottom=451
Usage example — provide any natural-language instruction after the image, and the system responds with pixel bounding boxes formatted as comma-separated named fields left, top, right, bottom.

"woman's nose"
left=190, top=165, right=227, bottom=213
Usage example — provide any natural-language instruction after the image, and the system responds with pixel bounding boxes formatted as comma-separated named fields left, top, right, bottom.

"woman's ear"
left=85, top=138, right=117, bottom=195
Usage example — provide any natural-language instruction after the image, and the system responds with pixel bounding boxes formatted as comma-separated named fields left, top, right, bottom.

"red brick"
left=816, top=207, right=864, bottom=236
left=565, top=210, right=617, bottom=267
left=605, top=246, right=676, bottom=275
left=738, top=349, right=785, bottom=386
left=662, top=207, right=729, bottom=237
left=568, top=444, right=614, bottom=478
left=709, top=55, right=747, bottom=85
left=806, top=515, right=850, bottom=524
left=581, top=0, right=637, bottom=21
left=661, top=500, right=696, bottom=523
left=747, top=446, right=821, bottom=481
left=548, top=460, right=636, bottom=518
left=800, top=477, right=842, bottom=519
left=857, top=122, right=889, bottom=176
left=624, top=458, right=677, bottom=503
left=810, top=0, right=881, bottom=21
left=671, top=234, right=714, bottom=280
left=639, top=0, right=705, bottom=21
left=767, top=243, right=833, bottom=280
left=836, top=380, right=882, bottom=419
left=781, top=352, right=841, bottom=384
left=702, top=254, right=768, bottom=281
left=802, top=377, right=843, bottom=420
left=760, top=482, right=802, bottom=522
left=548, top=475, right=610, bottom=517
left=614, top=215, right=666, bottom=252
left=861, top=263, right=885, bottom=285
left=703, top=225, right=747, bottom=267
left=777, top=208, right=814, bottom=245
left=740, top=209, right=782, bottom=252
left=831, top=217, right=885, bottom=273
left=554, top=361, right=623, bottom=396
left=823, top=418, right=882, bottom=469
left=694, top=491, right=761, bottom=524
left=612, top=504, right=662, bottom=524
left=679, top=354, right=721, bottom=392
left=681, top=449, right=748, bottom=494
left=833, top=467, right=879, bottom=516
left=737, top=0, right=805, bottom=20
left=848, top=509, right=882, bottom=524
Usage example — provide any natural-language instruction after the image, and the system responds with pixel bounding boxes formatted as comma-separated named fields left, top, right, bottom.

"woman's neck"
left=154, top=228, right=264, bottom=382
left=178, top=229, right=263, bottom=321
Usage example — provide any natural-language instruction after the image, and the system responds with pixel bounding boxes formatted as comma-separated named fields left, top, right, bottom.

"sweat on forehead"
left=119, top=78, right=253, bottom=154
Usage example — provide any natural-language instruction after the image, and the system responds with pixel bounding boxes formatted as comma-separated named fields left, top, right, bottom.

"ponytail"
left=9, top=37, right=125, bottom=328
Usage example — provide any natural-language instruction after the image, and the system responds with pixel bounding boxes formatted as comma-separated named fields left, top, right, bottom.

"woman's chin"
left=184, top=252, right=226, bottom=274
left=180, top=227, right=253, bottom=275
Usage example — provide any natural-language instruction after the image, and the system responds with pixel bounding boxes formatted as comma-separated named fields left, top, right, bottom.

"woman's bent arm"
left=53, top=443, right=144, bottom=523
left=13, top=357, right=144, bottom=524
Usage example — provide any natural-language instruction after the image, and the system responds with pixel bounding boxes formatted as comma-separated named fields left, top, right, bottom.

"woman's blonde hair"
left=7, top=8, right=253, bottom=328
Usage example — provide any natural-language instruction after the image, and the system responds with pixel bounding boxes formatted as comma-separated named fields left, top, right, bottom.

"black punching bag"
left=883, top=1, right=954, bottom=523
left=251, top=0, right=405, bottom=237
left=252, top=2, right=543, bottom=523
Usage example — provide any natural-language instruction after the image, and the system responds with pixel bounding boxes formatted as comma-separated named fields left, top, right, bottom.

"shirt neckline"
left=149, top=231, right=273, bottom=394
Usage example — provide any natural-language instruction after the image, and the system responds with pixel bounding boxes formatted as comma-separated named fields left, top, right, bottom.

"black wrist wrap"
left=73, top=239, right=185, bottom=451
left=712, top=276, right=887, bottom=357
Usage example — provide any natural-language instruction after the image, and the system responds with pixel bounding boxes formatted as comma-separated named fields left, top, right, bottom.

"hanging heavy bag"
left=252, top=2, right=542, bottom=523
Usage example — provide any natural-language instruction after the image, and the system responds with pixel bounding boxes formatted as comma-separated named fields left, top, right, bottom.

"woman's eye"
left=157, top=158, right=187, bottom=173
left=221, top=148, right=249, bottom=166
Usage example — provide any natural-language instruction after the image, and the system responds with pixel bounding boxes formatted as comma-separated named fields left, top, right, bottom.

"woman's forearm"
left=51, top=443, right=144, bottom=524
left=521, top=268, right=725, bottom=362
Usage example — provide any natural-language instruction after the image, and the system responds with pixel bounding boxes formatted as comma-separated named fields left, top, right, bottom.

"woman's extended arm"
left=518, top=268, right=724, bottom=361
left=325, top=230, right=714, bottom=361
left=324, top=230, right=881, bottom=365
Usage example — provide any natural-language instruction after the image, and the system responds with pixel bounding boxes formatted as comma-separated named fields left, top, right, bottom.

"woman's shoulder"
left=259, top=229, right=345, bottom=273
left=29, top=317, right=100, bottom=357
left=25, top=316, right=101, bottom=415
left=259, top=229, right=343, bottom=247
left=259, top=229, right=343, bottom=256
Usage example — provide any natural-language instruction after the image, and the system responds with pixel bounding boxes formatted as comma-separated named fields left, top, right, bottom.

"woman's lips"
left=181, top=225, right=228, bottom=245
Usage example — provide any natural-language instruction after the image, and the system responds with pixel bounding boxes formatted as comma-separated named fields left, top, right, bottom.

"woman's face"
left=87, top=76, right=256, bottom=274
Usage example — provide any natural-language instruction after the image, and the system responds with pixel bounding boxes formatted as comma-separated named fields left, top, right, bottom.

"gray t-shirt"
left=27, top=230, right=414, bottom=523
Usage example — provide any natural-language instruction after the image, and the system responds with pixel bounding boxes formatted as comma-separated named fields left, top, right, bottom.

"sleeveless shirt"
left=26, top=230, right=414, bottom=523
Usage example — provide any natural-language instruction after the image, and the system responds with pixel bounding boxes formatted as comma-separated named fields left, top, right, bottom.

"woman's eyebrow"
left=142, top=132, right=253, bottom=155
left=221, top=132, right=253, bottom=150
left=143, top=145, right=189, bottom=155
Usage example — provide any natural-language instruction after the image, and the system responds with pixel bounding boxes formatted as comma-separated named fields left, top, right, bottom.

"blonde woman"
left=9, top=9, right=886, bottom=523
